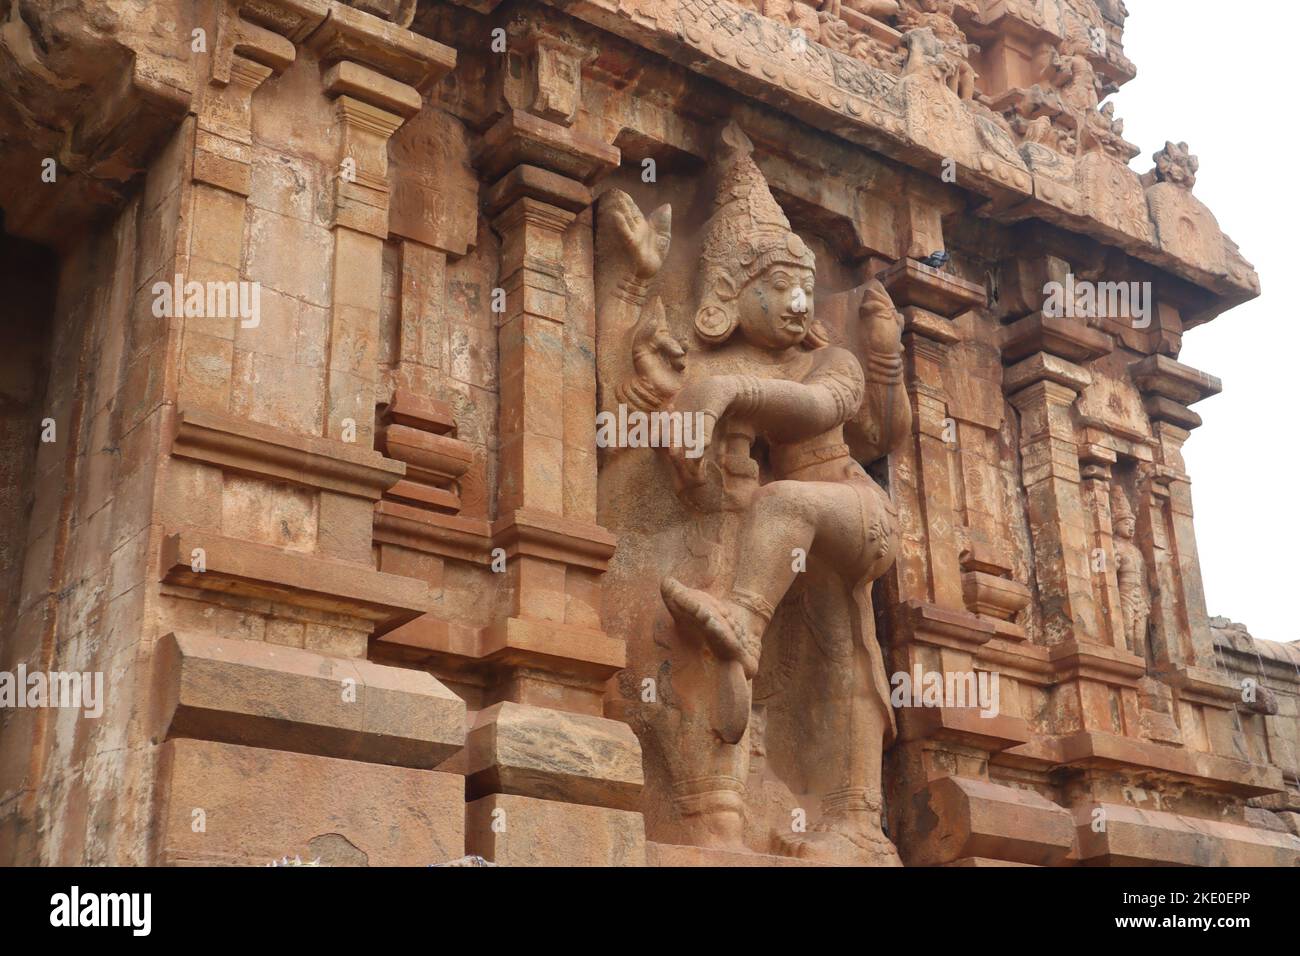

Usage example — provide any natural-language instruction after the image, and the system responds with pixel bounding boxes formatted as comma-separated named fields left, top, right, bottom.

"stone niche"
left=0, top=0, right=1294, bottom=869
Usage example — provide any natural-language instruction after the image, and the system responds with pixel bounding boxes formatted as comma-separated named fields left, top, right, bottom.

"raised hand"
left=599, top=189, right=672, bottom=281
left=859, top=279, right=904, bottom=355
left=625, top=299, right=687, bottom=406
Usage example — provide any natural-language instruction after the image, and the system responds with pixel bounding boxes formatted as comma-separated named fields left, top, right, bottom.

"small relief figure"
left=597, top=122, right=911, bottom=864
left=762, top=0, right=823, bottom=38
left=1013, top=114, right=1078, bottom=155
left=1080, top=101, right=1137, bottom=161
left=1112, top=492, right=1151, bottom=656
left=899, top=0, right=979, bottom=99
left=1048, top=36, right=1104, bottom=114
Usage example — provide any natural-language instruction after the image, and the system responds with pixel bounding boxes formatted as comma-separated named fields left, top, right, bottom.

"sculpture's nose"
left=791, top=288, right=810, bottom=314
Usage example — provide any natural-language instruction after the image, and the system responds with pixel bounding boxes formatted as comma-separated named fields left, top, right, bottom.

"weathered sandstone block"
left=465, top=793, right=645, bottom=867
left=155, top=631, right=466, bottom=767
left=465, top=701, right=643, bottom=810
left=156, top=738, right=464, bottom=866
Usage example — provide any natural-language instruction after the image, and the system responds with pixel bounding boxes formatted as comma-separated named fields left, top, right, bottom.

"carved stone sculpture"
left=4, top=0, right=1294, bottom=873
left=1112, top=492, right=1151, bottom=656
left=1050, top=37, right=1104, bottom=114
left=899, top=0, right=979, bottom=100
left=598, top=122, right=910, bottom=864
left=1152, top=140, right=1199, bottom=190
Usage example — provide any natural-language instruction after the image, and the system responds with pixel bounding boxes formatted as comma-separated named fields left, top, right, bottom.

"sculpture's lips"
left=780, top=314, right=807, bottom=330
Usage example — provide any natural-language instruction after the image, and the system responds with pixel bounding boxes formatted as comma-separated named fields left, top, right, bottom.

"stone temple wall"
left=0, top=0, right=1296, bottom=866
left=1211, top=618, right=1300, bottom=842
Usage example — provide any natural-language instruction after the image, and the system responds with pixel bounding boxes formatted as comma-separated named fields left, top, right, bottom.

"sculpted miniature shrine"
left=1, top=0, right=1297, bottom=866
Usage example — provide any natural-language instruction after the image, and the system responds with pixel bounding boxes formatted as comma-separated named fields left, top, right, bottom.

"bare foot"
left=661, top=578, right=760, bottom=678
left=777, top=814, right=902, bottom=867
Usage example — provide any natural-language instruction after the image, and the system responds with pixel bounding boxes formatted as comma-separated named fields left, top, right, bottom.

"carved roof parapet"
left=517, top=0, right=1256, bottom=316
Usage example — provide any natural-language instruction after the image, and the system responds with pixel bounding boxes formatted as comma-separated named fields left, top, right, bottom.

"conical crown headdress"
left=694, top=122, right=817, bottom=344
left=1111, top=490, right=1136, bottom=524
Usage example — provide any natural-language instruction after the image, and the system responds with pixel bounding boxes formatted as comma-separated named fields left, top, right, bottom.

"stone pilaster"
left=446, top=27, right=643, bottom=864
left=1004, top=354, right=1101, bottom=645
left=178, top=7, right=296, bottom=413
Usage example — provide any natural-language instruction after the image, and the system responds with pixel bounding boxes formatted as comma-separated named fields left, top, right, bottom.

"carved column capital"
left=196, top=3, right=303, bottom=195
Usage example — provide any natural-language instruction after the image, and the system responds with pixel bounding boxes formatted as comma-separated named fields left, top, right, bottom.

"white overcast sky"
left=1115, top=1, right=1297, bottom=643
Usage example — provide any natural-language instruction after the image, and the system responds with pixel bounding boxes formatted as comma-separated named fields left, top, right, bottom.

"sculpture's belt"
left=771, top=441, right=852, bottom=477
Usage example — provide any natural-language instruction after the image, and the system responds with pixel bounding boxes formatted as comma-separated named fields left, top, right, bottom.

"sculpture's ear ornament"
left=694, top=270, right=739, bottom=344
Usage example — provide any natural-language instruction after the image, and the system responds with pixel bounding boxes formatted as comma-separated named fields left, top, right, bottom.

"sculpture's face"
left=1116, top=516, right=1136, bottom=539
left=735, top=264, right=815, bottom=350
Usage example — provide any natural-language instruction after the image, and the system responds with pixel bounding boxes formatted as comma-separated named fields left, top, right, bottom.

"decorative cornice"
left=155, top=629, right=464, bottom=767
left=160, top=531, right=431, bottom=635
left=1000, top=313, right=1114, bottom=365
left=1054, top=730, right=1285, bottom=798
left=1048, top=639, right=1146, bottom=686
left=894, top=600, right=997, bottom=651
left=304, top=0, right=457, bottom=89
left=1129, top=354, right=1222, bottom=405
left=475, top=109, right=620, bottom=186
left=374, top=500, right=493, bottom=564
left=879, top=259, right=987, bottom=318
left=171, top=407, right=404, bottom=500
left=491, top=510, right=618, bottom=572
left=537, top=0, right=1255, bottom=309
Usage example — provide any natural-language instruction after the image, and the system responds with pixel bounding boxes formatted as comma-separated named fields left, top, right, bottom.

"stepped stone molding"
left=171, top=407, right=405, bottom=500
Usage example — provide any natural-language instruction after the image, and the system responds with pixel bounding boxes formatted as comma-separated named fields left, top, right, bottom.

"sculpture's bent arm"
left=854, top=337, right=910, bottom=459
left=852, top=278, right=911, bottom=459
left=729, top=347, right=867, bottom=442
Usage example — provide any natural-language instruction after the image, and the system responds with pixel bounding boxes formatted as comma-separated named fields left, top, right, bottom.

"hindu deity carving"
left=1112, top=491, right=1151, bottom=656
left=1080, top=100, right=1136, bottom=160
left=1048, top=36, right=1106, bottom=115
left=898, top=0, right=978, bottom=100
left=597, top=122, right=911, bottom=864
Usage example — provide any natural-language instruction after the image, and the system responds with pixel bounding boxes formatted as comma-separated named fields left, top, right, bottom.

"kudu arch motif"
left=597, top=122, right=910, bottom=864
